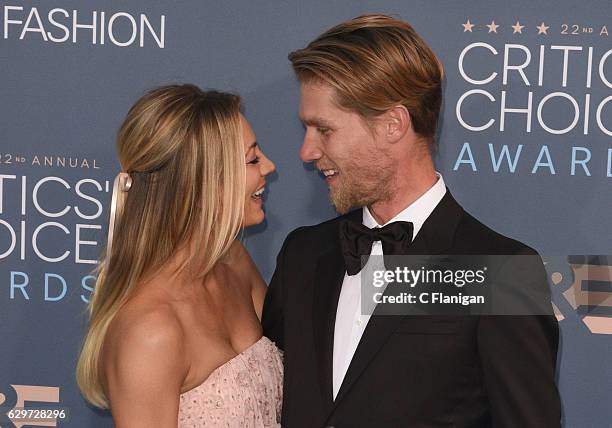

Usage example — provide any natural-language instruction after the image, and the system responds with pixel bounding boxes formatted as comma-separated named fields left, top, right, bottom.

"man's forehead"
left=300, top=80, right=335, bottom=99
left=299, top=82, right=339, bottom=122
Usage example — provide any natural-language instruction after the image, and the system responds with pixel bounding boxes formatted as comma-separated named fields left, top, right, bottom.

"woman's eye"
left=248, top=156, right=260, bottom=165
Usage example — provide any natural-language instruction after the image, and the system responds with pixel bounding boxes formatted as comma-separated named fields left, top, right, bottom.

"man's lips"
left=319, top=168, right=339, bottom=178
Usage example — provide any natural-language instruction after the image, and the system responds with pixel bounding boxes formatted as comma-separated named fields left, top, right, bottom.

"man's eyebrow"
left=299, top=116, right=333, bottom=128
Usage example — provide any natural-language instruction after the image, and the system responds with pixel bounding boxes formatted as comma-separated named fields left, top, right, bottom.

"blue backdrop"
left=1, top=0, right=610, bottom=426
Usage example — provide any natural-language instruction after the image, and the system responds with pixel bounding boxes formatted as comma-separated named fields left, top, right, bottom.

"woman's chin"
left=242, top=209, right=265, bottom=228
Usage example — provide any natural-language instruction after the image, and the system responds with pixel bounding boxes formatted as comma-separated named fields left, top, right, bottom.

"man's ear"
left=384, top=105, right=412, bottom=143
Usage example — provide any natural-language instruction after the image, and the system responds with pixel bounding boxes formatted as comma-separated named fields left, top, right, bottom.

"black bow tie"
left=339, top=219, right=414, bottom=276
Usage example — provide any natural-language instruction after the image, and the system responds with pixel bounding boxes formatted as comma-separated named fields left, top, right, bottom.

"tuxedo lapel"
left=312, top=210, right=360, bottom=412
left=312, top=244, right=345, bottom=411
left=332, top=190, right=464, bottom=407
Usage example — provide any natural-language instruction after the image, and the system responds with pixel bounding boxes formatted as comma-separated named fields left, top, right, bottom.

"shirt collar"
left=362, top=172, right=447, bottom=239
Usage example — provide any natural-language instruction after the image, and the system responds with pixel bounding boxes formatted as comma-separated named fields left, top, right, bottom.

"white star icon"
left=462, top=19, right=475, bottom=32
left=512, top=21, right=525, bottom=34
left=486, top=21, right=500, bottom=33
left=536, top=22, right=550, bottom=35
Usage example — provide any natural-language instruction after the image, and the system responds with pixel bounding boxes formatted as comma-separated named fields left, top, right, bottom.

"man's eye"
left=248, top=156, right=260, bottom=165
left=317, top=127, right=331, bottom=135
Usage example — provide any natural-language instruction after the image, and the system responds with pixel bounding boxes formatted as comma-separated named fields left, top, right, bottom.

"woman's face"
left=242, top=114, right=276, bottom=227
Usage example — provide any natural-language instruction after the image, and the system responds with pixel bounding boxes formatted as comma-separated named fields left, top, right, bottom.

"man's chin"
left=329, top=192, right=357, bottom=215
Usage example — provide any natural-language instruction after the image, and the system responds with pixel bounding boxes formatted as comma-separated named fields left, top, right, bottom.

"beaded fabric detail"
left=178, top=336, right=283, bottom=427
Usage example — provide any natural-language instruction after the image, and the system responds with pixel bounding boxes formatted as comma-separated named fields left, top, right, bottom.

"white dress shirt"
left=332, top=173, right=447, bottom=400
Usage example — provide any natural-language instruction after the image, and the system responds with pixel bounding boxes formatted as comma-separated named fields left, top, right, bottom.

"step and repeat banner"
left=1, top=0, right=610, bottom=426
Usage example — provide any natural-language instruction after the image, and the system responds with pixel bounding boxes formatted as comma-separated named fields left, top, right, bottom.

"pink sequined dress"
left=178, top=336, right=283, bottom=427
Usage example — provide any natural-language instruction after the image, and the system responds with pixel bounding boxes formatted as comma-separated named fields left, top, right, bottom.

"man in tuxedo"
left=262, top=14, right=561, bottom=428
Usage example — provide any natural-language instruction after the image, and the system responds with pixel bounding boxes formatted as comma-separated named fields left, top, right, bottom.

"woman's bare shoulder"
left=110, top=297, right=184, bottom=345
left=101, top=295, right=189, bottom=425
left=103, top=294, right=188, bottom=380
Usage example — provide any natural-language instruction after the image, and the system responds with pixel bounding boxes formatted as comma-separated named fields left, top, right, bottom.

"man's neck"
left=367, top=169, right=438, bottom=225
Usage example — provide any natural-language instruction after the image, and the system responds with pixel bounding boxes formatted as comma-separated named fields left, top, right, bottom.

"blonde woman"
left=76, top=84, right=281, bottom=427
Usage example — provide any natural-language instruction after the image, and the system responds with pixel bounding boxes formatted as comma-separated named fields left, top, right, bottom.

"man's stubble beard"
left=329, top=155, right=395, bottom=214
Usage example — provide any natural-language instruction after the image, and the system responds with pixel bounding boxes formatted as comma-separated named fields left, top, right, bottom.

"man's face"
left=298, top=81, right=395, bottom=213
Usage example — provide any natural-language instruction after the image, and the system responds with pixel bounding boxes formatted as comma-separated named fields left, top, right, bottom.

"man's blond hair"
left=289, top=14, right=444, bottom=144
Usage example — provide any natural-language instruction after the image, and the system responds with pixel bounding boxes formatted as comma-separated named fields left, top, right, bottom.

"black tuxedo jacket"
left=262, top=189, right=561, bottom=428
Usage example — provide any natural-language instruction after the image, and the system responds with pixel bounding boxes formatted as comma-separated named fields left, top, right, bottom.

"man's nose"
left=300, top=131, right=322, bottom=163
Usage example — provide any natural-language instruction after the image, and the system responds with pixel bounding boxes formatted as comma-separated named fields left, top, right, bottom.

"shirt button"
left=356, top=318, right=363, bottom=326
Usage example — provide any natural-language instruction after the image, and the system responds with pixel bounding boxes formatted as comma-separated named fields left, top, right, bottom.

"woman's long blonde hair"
left=76, top=84, right=245, bottom=408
